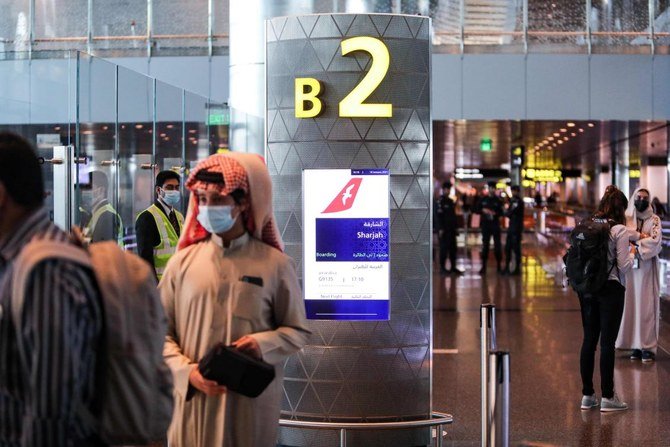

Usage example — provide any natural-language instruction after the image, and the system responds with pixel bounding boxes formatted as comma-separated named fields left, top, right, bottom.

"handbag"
left=198, top=280, right=275, bottom=398
left=199, top=343, right=275, bottom=398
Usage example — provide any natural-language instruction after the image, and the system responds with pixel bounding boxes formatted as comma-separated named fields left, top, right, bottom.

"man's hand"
left=233, top=335, right=262, bottom=360
left=189, top=367, right=227, bottom=396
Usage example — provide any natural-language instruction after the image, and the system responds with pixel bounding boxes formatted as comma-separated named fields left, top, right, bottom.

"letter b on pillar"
left=295, top=78, right=323, bottom=118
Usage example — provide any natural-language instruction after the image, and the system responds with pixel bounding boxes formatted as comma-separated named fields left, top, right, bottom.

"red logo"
left=322, top=178, right=363, bottom=213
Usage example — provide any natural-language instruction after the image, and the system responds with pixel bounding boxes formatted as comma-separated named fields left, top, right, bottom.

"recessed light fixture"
left=54, top=126, right=61, bottom=131
left=553, top=133, right=560, bottom=137
left=558, top=140, right=564, bottom=144
left=563, top=137, right=568, bottom=141
left=189, top=129, right=197, bottom=134
left=567, top=122, right=575, bottom=127
left=579, top=128, right=584, bottom=133
left=166, top=124, right=174, bottom=129
left=135, top=124, right=143, bottom=129
left=588, top=123, right=595, bottom=127
left=548, top=137, right=554, bottom=141
left=160, top=133, right=166, bottom=137
left=102, top=125, right=109, bottom=130
left=560, top=128, right=567, bottom=132
left=571, top=132, right=576, bottom=137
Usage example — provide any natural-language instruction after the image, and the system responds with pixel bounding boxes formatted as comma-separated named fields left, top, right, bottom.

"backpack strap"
left=11, top=240, right=91, bottom=373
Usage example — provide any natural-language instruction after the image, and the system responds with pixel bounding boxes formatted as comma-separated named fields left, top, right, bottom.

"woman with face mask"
left=615, top=188, right=663, bottom=363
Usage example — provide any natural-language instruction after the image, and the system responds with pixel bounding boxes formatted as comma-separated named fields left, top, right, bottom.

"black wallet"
left=199, top=343, right=275, bottom=398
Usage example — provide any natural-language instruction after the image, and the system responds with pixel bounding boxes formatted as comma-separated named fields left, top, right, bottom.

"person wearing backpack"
left=616, top=187, right=662, bottom=363
left=160, top=152, right=310, bottom=447
left=0, top=133, right=106, bottom=446
left=572, top=185, right=634, bottom=412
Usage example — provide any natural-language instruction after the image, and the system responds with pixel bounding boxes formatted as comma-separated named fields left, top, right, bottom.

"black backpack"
left=563, top=217, right=616, bottom=295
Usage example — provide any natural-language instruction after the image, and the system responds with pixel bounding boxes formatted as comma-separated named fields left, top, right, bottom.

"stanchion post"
left=480, top=303, right=495, bottom=447
left=487, top=351, right=510, bottom=447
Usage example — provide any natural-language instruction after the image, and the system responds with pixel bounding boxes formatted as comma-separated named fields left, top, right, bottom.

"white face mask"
left=197, top=205, right=237, bottom=234
left=161, top=189, right=181, bottom=207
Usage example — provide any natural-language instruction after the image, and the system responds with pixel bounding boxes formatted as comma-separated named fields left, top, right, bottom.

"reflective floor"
left=432, top=234, right=670, bottom=446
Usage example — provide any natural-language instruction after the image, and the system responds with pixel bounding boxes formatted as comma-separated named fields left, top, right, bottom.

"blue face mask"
left=197, top=205, right=237, bottom=234
left=162, top=189, right=181, bottom=207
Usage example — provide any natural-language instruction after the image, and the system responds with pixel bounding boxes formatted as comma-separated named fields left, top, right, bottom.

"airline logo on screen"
left=322, top=178, right=363, bottom=213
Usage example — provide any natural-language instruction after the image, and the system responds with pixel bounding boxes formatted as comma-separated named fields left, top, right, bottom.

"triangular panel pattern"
left=310, top=15, right=342, bottom=38
left=401, top=111, right=429, bottom=141
left=270, top=17, right=288, bottom=41
left=294, top=141, right=327, bottom=168
left=350, top=145, right=376, bottom=168
left=309, top=39, right=342, bottom=72
left=282, top=17, right=308, bottom=40
left=387, top=145, right=413, bottom=174
left=279, top=109, right=300, bottom=140
left=371, top=15, right=393, bottom=36
left=347, top=14, right=380, bottom=37
left=328, top=142, right=361, bottom=168
left=328, top=118, right=361, bottom=141
left=383, top=15, right=414, bottom=38
left=333, top=14, right=356, bottom=36
left=297, top=15, right=319, bottom=38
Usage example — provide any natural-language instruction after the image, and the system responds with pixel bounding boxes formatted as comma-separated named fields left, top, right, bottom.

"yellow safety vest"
left=86, top=203, right=123, bottom=246
left=143, top=204, right=184, bottom=280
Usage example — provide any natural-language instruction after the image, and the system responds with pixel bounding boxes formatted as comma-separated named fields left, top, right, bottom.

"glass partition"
left=0, top=51, right=216, bottom=244
left=0, top=51, right=76, bottom=229
left=156, top=80, right=185, bottom=213
left=34, top=0, right=87, bottom=51
left=117, top=65, right=155, bottom=250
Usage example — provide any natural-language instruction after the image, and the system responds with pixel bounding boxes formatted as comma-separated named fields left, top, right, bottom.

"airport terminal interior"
left=1, top=1, right=670, bottom=446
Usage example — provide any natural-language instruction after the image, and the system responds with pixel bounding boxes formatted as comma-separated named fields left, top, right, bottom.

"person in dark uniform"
left=135, top=170, right=184, bottom=280
left=435, top=181, right=464, bottom=275
left=503, top=185, right=524, bottom=275
left=82, top=170, right=123, bottom=244
left=477, top=181, right=503, bottom=274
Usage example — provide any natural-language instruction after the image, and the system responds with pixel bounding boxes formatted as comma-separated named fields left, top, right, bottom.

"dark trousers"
left=439, top=230, right=457, bottom=271
left=504, top=230, right=522, bottom=271
left=579, top=280, right=625, bottom=399
left=481, top=225, right=502, bottom=266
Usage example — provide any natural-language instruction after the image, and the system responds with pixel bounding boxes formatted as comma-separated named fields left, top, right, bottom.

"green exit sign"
left=208, top=110, right=230, bottom=126
left=480, top=138, right=492, bottom=152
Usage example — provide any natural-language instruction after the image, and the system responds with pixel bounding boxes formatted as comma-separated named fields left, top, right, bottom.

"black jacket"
left=434, top=195, right=458, bottom=232
left=505, top=196, right=524, bottom=233
left=476, top=195, right=503, bottom=228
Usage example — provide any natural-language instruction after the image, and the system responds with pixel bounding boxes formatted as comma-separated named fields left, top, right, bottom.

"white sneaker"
left=600, top=394, right=628, bottom=412
left=580, top=394, right=599, bottom=410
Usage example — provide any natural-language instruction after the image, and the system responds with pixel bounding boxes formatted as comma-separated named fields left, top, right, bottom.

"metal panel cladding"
left=266, top=13, right=432, bottom=445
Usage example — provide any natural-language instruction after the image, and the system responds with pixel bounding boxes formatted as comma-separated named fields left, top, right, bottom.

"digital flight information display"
left=303, top=168, right=390, bottom=320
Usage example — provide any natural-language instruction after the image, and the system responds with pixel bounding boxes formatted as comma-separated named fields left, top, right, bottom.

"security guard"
left=503, top=185, right=524, bottom=275
left=82, top=170, right=123, bottom=244
left=135, top=170, right=184, bottom=280
left=477, top=181, right=503, bottom=274
left=435, top=181, right=463, bottom=275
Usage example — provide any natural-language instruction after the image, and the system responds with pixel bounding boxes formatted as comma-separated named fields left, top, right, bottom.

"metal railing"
left=0, top=0, right=667, bottom=57
left=480, top=303, right=510, bottom=447
left=279, top=412, right=454, bottom=447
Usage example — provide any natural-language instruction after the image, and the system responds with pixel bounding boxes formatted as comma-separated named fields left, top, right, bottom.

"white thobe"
left=616, top=214, right=662, bottom=353
left=160, top=233, right=310, bottom=446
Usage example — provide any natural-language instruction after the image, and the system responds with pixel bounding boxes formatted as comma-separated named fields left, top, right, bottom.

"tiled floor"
left=432, top=234, right=670, bottom=446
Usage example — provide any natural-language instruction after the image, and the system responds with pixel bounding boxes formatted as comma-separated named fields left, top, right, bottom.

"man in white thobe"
left=616, top=187, right=662, bottom=362
left=160, top=153, right=310, bottom=446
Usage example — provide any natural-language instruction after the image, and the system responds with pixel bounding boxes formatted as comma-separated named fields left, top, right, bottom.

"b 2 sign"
left=303, top=169, right=390, bottom=320
left=295, top=36, right=392, bottom=118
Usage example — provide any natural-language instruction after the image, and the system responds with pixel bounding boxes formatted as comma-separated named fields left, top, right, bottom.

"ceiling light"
left=548, top=136, right=554, bottom=141
left=588, top=123, right=595, bottom=127
left=553, top=133, right=560, bottom=137
left=560, top=128, right=567, bottom=132
left=558, top=140, right=564, bottom=144
left=135, top=124, right=143, bottom=129
left=166, top=124, right=174, bottom=129
left=54, top=126, right=61, bottom=131
left=563, top=137, right=568, bottom=141
left=163, top=137, right=170, bottom=141
left=189, top=129, right=197, bottom=134
left=102, top=125, right=109, bottom=130
left=567, top=122, right=575, bottom=127
left=552, top=143, right=557, bottom=147
left=121, top=125, right=126, bottom=129
left=542, top=140, right=548, bottom=144
left=160, top=133, right=166, bottom=137
left=571, top=132, right=576, bottom=137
